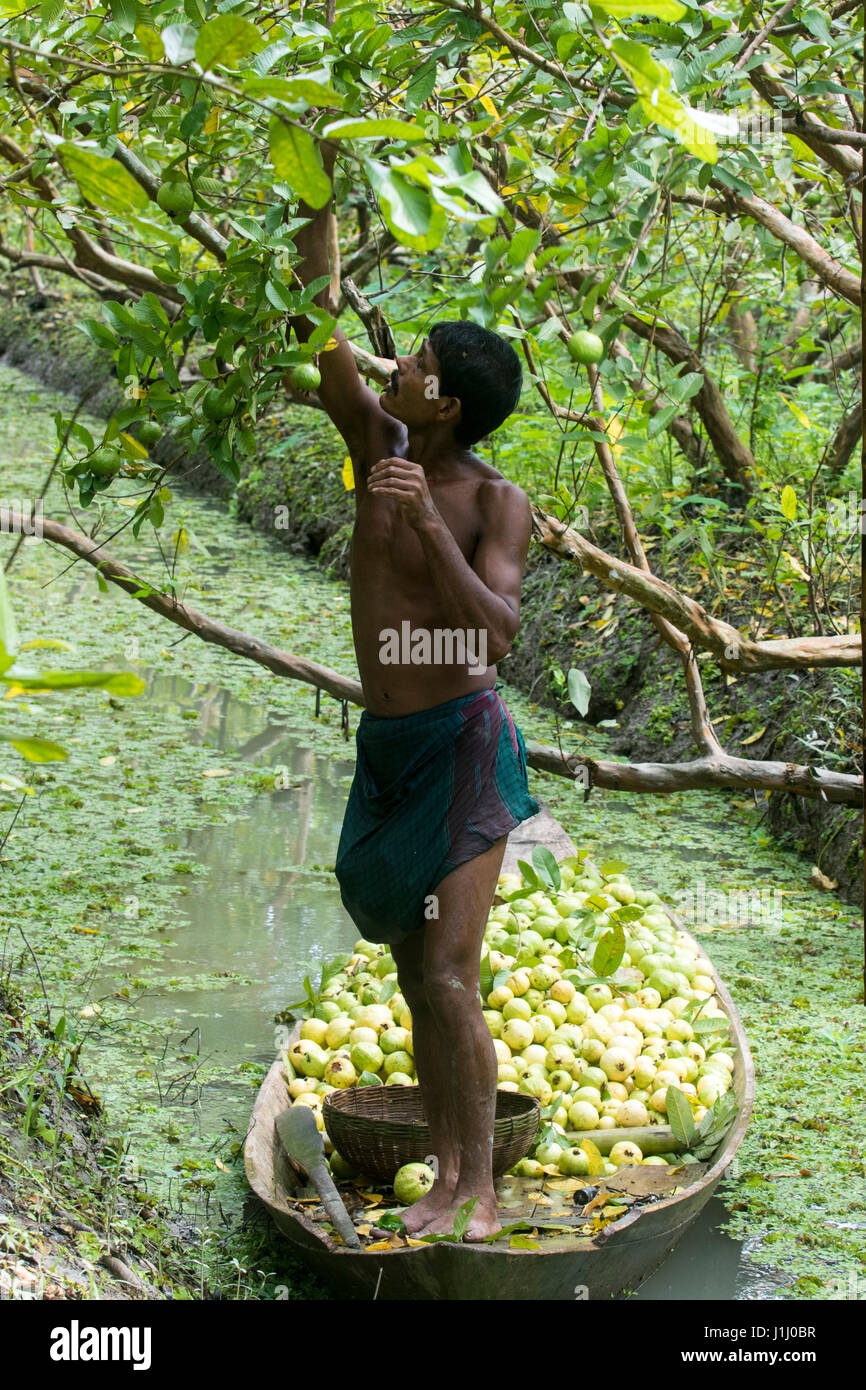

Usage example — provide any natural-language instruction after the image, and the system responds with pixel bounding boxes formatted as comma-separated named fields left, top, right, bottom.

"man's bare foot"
left=414, top=1190, right=501, bottom=1241
left=400, top=1180, right=457, bottom=1235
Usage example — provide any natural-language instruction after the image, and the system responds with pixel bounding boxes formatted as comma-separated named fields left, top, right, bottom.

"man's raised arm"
left=286, top=140, right=394, bottom=459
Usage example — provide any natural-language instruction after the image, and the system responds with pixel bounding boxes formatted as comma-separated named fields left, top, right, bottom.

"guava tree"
left=0, top=0, right=861, bottom=807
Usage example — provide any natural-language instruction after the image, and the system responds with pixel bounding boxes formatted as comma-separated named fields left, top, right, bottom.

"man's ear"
left=438, top=394, right=461, bottom=425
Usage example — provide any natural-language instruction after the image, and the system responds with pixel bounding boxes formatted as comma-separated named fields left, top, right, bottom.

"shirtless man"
left=288, top=143, right=538, bottom=1240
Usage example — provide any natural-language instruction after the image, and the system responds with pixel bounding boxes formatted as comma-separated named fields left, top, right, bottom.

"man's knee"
left=423, top=965, right=481, bottom=1015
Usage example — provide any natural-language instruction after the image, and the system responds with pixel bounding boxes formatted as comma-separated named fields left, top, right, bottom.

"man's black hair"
left=427, top=320, right=522, bottom=448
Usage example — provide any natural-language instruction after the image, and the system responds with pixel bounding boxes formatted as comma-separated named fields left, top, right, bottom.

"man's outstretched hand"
left=367, top=458, right=439, bottom=529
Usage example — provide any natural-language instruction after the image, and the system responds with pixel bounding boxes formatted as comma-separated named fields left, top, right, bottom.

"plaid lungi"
left=334, top=688, right=538, bottom=944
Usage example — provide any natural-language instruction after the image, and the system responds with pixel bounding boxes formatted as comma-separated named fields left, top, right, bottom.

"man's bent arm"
left=413, top=483, right=532, bottom=664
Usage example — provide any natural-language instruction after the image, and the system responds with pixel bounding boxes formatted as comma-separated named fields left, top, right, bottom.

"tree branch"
left=530, top=506, right=862, bottom=671
left=4, top=511, right=859, bottom=806
left=674, top=188, right=861, bottom=307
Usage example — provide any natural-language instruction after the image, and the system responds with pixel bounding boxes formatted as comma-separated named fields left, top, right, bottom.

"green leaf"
left=600, top=860, right=629, bottom=876
left=452, top=1195, right=478, bottom=1240
left=244, top=75, right=344, bottom=107
left=507, top=227, right=542, bottom=266
left=516, top=859, right=544, bottom=891
left=591, top=0, right=687, bottom=15
left=363, top=159, right=445, bottom=251
left=592, top=922, right=626, bottom=976
left=269, top=118, right=332, bottom=209
left=0, top=735, right=68, bottom=762
left=322, top=117, right=423, bottom=142
left=692, top=1016, right=730, bottom=1036
left=531, top=844, right=561, bottom=892
left=195, top=14, right=264, bottom=73
left=56, top=145, right=150, bottom=213
left=479, top=953, right=494, bottom=1000
left=379, top=978, right=397, bottom=1003
left=510, top=1234, right=541, bottom=1250
left=135, top=23, right=164, bottom=62
left=0, top=669, right=145, bottom=695
left=664, top=1085, right=696, bottom=1148
left=78, top=318, right=118, bottom=350
left=320, top=953, right=350, bottom=989
left=161, top=22, right=198, bottom=65
left=566, top=668, right=591, bottom=716
left=0, top=568, right=20, bottom=674
left=373, top=1208, right=406, bottom=1230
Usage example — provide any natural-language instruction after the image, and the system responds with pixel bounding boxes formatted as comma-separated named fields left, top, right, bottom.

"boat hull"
left=244, top=806, right=754, bottom=1299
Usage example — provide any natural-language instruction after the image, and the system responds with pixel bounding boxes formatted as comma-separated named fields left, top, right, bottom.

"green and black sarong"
left=335, top=688, right=538, bottom=944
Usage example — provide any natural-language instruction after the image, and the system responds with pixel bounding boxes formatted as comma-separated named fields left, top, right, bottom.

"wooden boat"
left=244, top=808, right=754, bottom=1299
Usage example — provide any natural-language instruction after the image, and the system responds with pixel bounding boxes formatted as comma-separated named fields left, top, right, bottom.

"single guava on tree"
left=567, top=330, right=605, bottom=365
left=89, top=446, right=122, bottom=477
left=392, top=1162, right=435, bottom=1205
left=289, top=363, right=322, bottom=393
left=156, top=180, right=194, bottom=221
left=202, top=387, right=236, bottom=422
left=137, top=420, right=162, bottom=446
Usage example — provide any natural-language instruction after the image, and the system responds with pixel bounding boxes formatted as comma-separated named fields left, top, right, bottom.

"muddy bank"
left=0, top=295, right=860, bottom=904
left=0, top=985, right=203, bottom=1300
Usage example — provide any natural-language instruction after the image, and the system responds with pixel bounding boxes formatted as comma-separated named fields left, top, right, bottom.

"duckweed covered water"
left=0, top=364, right=863, bottom=1299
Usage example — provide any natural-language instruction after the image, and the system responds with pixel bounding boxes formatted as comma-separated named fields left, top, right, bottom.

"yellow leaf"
left=363, top=1239, right=395, bottom=1252
left=342, top=456, right=355, bottom=491
left=72, top=925, right=99, bottom=935
left=780, top=396, right=812, bottom=429
left=579, top=1139, right=605, bottom=1176
left=204, top=108, right=220, bottom=135
left=740, top=726, right=766, bottom=746
left=214, top=1158, right=231, bottom=1173
left=780, top=484, right=798, bottom=519
left=479, top=94, right=499, bottom=119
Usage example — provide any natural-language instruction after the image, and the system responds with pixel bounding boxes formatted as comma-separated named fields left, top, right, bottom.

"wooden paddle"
left=275, top=1106, right=361, bottom=1250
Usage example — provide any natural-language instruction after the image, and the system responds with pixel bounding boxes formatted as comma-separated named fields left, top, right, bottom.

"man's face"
left=379, top=336, right=459, bottom=431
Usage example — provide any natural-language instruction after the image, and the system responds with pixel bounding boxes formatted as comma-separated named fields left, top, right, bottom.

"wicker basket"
left=322, top=1085, right=540, bottom=1184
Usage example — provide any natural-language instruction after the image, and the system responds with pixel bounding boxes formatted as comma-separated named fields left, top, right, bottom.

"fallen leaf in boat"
left=546, top=1179, right=581, bottom=1193
left=510, top=1234, right=541, bottom=1250
left=529, top=1194, right=552, bottom=1207
left=405, top=1238, right=428, bottom=1248
left=364, top=1240, right=396, bottom=1252
left=354, top=1224, right=374, bottom=1237
left=357, top=1192, right=385, bottom=1205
